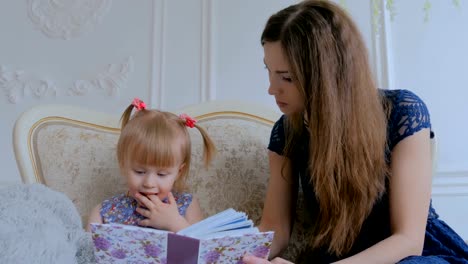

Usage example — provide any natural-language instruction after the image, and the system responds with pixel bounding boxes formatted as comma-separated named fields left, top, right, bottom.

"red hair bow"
left=132, top=98, right=146, bottom=111
left=179, top=113, right=197, bottom=128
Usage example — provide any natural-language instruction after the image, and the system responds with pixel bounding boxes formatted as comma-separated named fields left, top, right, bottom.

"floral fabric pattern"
left=100, top=192, right=192, bottom=225
left=198, top=232, right=274, bottom=263
left=91, top=224, right=168, bottom=263
left=187, top=119, right=272, bottom=223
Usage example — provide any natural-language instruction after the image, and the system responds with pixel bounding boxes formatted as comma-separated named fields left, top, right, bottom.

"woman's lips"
left=276, top=101, right=287, bottom=107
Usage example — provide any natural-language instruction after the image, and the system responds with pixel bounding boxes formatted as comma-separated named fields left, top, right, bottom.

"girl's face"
left=263, top=41, right=304, bottom=116
left=124, top=161, right=184, bottom=201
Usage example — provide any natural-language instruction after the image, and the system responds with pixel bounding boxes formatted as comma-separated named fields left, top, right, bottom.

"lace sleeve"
left=387, top=89, right=432, bottom=150
left=268, top=115, right=286, bottom=155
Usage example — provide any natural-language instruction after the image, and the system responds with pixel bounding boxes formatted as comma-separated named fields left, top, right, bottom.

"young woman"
left=244, top=1, right=468, bottom=263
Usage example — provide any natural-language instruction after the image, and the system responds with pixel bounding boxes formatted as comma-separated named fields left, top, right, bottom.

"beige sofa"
left=13, top=101, right=310, bottom=260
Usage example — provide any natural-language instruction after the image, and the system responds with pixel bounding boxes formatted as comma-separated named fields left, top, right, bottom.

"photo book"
left=91, top=208, right=274, bottom=263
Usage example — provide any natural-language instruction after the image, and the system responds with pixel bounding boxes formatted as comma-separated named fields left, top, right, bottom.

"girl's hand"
left=135, top=192, right=189, bottom=232
left=243, top=255, right=294, bottom=264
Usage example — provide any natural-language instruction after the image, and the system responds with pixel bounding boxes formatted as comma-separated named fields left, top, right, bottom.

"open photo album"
left=91, top=208, right=274, bottom=263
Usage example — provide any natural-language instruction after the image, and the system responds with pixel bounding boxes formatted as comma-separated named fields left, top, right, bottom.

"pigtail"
left=120, top=98, right=147, bottom=129
left=120, top=104, right=135, bottom=130
left=179, top=113, right=216, bottom=168
left=193, top=124, right=216, bottom=168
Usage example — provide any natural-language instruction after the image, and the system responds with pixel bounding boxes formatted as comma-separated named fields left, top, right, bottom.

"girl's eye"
left=134, top=170, right=145, bottom=175
left=282, top=76, right=293, bottom=82
left=157, top=173, right=167, bottom=177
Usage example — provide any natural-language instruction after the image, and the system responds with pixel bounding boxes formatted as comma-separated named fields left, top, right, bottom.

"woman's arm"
left=259, top=151, right=296, bottom=258
left=86, top=203, right=103, bottom=232
left=334, top=128, right=432, bottom=264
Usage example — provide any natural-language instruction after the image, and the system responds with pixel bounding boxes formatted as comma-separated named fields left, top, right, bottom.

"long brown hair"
left=117, top=104, right=216, bottom=191
left=262, top=0, right=388, bottom=256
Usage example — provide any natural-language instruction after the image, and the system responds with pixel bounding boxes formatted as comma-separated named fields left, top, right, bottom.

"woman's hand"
left=242, top=255, right=294, bottom=264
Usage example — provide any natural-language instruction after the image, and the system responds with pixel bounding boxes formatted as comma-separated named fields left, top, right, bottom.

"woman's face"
left=263, top=41, right=304, bottom=115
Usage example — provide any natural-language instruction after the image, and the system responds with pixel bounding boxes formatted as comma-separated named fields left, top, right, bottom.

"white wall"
left=0, top=0, right=156, bottom=183
left=1, top=0, right=466, bottom=239
left=375, top=0, right=468, bottom=240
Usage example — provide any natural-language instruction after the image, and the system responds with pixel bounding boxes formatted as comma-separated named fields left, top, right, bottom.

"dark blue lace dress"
left=268, top=89, right=468, bottom=263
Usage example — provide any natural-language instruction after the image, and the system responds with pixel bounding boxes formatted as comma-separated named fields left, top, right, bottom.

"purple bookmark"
left=167, top=233, right=200, bottom=264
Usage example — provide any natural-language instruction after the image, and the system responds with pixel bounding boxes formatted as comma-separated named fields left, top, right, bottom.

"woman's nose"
left=268, top=84, right=273, bottom=95
left=268, top=82, right=279, bottom=95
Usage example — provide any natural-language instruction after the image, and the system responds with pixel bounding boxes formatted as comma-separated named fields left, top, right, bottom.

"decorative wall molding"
left=27, top=0, right=112, bottom=40
left=200, top=0, right=215, bottom=102
left=370, top=0, right=394, bottom=90
left=0, top=66, right=56, bottom=104
left=149, top=0, right=166, bottom=109
left=68, top=56, right=134, bottom=97
left=1, top=57, right=132, bottom=103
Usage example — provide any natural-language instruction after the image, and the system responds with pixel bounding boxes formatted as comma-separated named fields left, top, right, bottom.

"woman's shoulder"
left=381, top=89, right=432, bottom=149
left=271, top=115, right=286, bottom=138
left=268, top=115, right=286, bottom=155
left=381, top=89, right=427, bottom=106
left=272, top=115, right=286, bottom=130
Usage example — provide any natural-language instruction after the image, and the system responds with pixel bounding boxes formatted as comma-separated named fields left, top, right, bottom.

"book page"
left=194, top=227, right=260, bottom=240
left=177, top=208, right=252, bottom=237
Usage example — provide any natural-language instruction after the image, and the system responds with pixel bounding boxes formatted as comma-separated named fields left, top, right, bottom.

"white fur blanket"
left=0, top=183, right=95, bottom=264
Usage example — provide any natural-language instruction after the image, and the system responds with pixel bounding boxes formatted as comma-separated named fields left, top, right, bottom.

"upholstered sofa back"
left=30, top=120, right=125, bottom=225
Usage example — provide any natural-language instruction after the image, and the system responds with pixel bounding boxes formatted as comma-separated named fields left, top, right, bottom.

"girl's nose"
left=142, top=182, right=154, bottom=189
left=142, top=175, right=156, bottom=189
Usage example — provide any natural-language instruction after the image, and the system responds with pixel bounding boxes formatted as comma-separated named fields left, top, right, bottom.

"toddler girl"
left=86, top=98, right=215, bottom=232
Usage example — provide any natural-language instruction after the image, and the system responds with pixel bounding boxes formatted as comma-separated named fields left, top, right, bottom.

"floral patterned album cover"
left=91, top=224, right=168, bottom=264
left=198, top=232, right=274, bottom=263
left=90, top=208, right=274, bottom=263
